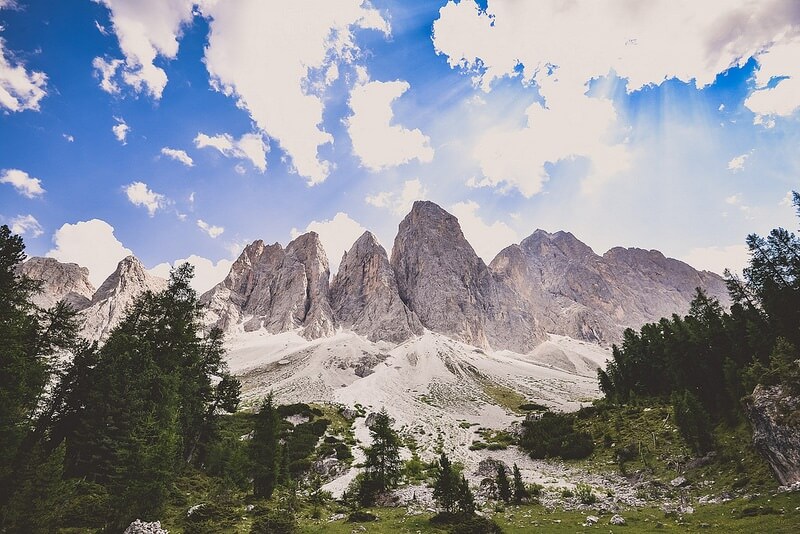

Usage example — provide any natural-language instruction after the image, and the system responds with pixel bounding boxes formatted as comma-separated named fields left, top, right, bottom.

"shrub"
left=249, top=506, right=297, bottom=534
left=519, top=412, right=594, bottom=460
left=347, top=510, right=379, bottom=522
left=575, top=483, right=596, bottom=505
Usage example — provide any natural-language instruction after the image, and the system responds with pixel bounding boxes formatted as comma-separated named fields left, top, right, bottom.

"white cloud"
left=449, top=200, right=518, bottom=263
left=112, top=116, right=129, bottom=144
left=290, top=212, right=367, bottom=273
left=197, top=219, right=224, bottom=238
left=744, top=36, right=800, bottom=123
left=63, top=133, right=74, bottom=142
left=200, top=0, right=390, bottom=185
left=194, top=132, right=267, bottom=172
left=93, top=0, right=195, bottom=98
left=149, top=254, right=232, bottom=293
left=727, top=153, right=748, bottom=172
left=47, top=219, right=134, bottom=287
left=0, top=24, right=47, bottom=112
left=92, top=56, right=123, bottom=94
left=780, top=191, right=796, bottom=207
left=432, top=0, right=800, bottom=196
left=161, top=147, right=194, bottom=166
left=9, top=214, right=43, bottom=238
left=365, top=178, right=428, bottom=216
left=1, top=168, right=45, bottom=198
left=124, top=181, right=168, bottom=216
left=346, top=80, right=434, bottom=171
left=681, top=244, right=750, bottom=276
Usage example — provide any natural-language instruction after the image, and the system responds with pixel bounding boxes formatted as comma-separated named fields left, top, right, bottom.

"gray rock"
left=584, top=515, right=599, bottom=525
left=201, top=232, right=335, bottom=339
left=610, top=514, right=626, bottom=525
left=123, top=519, right=168, bottom=534
left=80, top=256, right=168, bottom=341
left=16, top=257, right=95, bottom=310
left=745, top=384, right=800, bottom=486
left=331, top=231, right=423, bottom=343
left=670, top=476, right=689, bottom=487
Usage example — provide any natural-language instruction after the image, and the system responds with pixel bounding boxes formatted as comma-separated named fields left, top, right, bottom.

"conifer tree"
left=364, top=408, right=402, bottom=492
left=496, top=464, right=511, bottom=503
left=512, top=463, right=528, bottom=503
left=456, top=476, right=476, bottom=515
left=432, top=452, right=460, bottom=514
left=252, top=393, right=280, bottom=499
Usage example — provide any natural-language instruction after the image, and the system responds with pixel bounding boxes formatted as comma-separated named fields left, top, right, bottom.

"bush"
left=347, top=510, right=379, bottom=522
left=575, top=483, right=596, bottom=505
left=249, top=506, right=297, bottom=534
left=431, top=513, right=504, bottom=534
left=519, top=412, right=594, bottom=460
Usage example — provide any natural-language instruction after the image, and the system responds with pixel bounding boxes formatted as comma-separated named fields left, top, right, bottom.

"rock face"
left=201, top=231, right=335, bottom=339
left=81, top=255, right=168, bottom=341
left=745, top=384, right=800, bottom=486
left=330, top=231, right=422, bottom=343
left=490, top=229, right=729, bottom=345
left=391, top=201, right=512, bottom=349
left=16, top=257, right=95, bottom=310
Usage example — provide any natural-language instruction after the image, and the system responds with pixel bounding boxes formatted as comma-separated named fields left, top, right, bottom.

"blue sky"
left=1, top=0, right=798, bottom=291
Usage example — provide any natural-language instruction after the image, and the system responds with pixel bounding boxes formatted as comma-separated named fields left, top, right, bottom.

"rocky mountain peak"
left=331, top=231, right=422, bottom=343
left=520, top=229, right=596, bottom=260
left=16, top=256, right=95, bottom=311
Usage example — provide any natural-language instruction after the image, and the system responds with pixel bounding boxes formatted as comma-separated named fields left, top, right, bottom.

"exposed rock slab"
left=201, top=231, right=335, bottom=339
left=745, top=384, right=800, bottom=486
left=81, top=255, right=168, bottom=341
left=330, top=231, right=422, bottom=343
left=16, top=256, right=95, bottom=311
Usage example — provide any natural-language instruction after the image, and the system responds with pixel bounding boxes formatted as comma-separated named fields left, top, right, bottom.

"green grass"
left=480, top=380, right=528, bottom=414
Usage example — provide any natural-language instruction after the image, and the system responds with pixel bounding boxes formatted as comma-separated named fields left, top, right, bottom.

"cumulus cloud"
left=432, top=0, right=800, bottom=196
left=681, top=244, right=750, bottom=276
left=112, top=116, right=129, bottom=144
left=124, top=181, right=168, bottom=216
left=727, top=153, right=748, bottom=172
left=1, top=168, right=45, bottom=198
left=365, top=178, right=427, bottom=215
left=93, top=0, right=195, bottom=98
left=0, top=16, right=48, bottom=112
left=197, top=219, right=224, bottom=238
left=449, top=200, right=518, bottom=263
left=290, top=212, right=367, bottom=273
left=47, top=219, right=134, bottom=287
left=194, top=132, right=268, bottom=172
left=200, top=0, right=390, bottom=185
left=346, top=80, right=434, bottom=171
left=63, top=133, right=74, bottom=142
left=161, top=147, right=193, bottom=166
left=9, top=214, right=43, bottom=238
left=149, top=254, right=232, bottom=293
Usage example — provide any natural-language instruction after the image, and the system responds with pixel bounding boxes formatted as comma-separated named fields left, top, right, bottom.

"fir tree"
left=252, top=393, right=280, bottom=499
left=363, top=409, right=402, bottom=492
left=496, top=464, right=511, bottom=503
left=512, top=463, right=528, bottom=503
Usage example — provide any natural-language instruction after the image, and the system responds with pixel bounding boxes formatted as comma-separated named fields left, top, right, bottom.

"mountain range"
left=19, top=201, right=728, bottom=351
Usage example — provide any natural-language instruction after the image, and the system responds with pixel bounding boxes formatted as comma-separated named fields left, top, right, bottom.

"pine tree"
left=512, top=463, right=528, bottom=503
left=456, top=476, right=475, bottom=515
left=252, top=393, right=280, bottom=499
left=432, top=452, right=460, bottom=514
left=496, top=464, right=511, bottom=503
left=363, top=409, right=402, bottom=492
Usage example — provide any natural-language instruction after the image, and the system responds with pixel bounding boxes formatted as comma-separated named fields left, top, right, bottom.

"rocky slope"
left=490, top=229, right=729, bottom=345
left=746, top=384, right=800, bottom=487
left=330, top=231, right=423, bottom=343
left=80, top=255, right=168, bottom=341
left=201, top=232, right=335, bottom=339
left=17, top=256, right=95, bottom=311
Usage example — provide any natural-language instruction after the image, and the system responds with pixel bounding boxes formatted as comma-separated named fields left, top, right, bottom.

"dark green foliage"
left=447, top=515, right=503, bottom=534
left=347, top=510, right=379, bottom=522
left=363, top=409, right=402, bottom=492
left=456, top=476, right=475, bottom=515
left=249, top=506, right=297, bottom=534
left=599, top=192, right=800, bottom=431
left=496, top=464, right=511, bottom=503
left=432, top=452, right=461, bottom=514
left=519, top=412, right=594, bottom=459
left=184, top=501, right=239, bottom=534
left=512, top=463, right=528, bottom=503
left=672, top=390, right=714, bottom=454
left=252, top=393, right=280, bottom=499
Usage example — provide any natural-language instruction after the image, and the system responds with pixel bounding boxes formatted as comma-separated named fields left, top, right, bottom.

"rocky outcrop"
left=16, top=257, right=95, bottom=310
left=391, top=201, right=506, bottom=349
left=201, top=232, right=335, bottom=339
left=330, top=231, right=422, bottom=343
left=81, top=255, right=168, bottom=341
left=745, top=384, right=800, bottom=487
left=490, top=229, right=729, bottom=345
